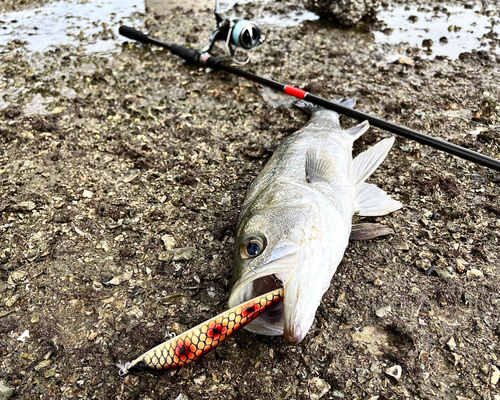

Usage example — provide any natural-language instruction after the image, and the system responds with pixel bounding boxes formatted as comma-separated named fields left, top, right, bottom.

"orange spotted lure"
left=118, top=288, right=284, bottom=375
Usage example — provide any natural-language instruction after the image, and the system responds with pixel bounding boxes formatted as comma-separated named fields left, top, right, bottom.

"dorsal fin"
left=295, top=98, right=357, bottom=116
left=345, top=120, right=370, bottom=141
left=305, top=148, right=337, bottom=183
left=352, top=137, right=395, bottom=187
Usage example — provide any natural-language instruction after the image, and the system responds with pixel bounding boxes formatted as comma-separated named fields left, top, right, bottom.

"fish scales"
left=229, top=99, right=402, bottom=344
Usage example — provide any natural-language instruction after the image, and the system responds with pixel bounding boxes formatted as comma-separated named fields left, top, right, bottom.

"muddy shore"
left=1, top=1, right=500, bottom=399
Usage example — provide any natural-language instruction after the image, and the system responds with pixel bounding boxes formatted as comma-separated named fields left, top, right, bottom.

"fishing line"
left=118, top=25, right=500, bottom=173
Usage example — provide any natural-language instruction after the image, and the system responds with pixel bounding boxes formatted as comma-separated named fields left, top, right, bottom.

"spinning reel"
left=201, top=0, right=264, bottom=64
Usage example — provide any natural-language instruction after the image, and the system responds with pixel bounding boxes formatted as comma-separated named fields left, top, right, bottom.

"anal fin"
left=355, top=182, right=402, bottom=216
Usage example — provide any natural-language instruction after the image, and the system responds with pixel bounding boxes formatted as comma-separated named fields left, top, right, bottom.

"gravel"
left=1, top=0, right=499, bottom=399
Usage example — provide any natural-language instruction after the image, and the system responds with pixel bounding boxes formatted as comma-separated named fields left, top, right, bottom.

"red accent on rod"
left=284, top=85, right=308, bottom=99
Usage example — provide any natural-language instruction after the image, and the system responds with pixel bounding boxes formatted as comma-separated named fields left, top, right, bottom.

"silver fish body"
left=228, top=100, right=401, bottom=344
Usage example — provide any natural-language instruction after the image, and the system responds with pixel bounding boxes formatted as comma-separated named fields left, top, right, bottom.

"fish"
left=117, top=99, right=402, bottom=375
left=228, top=99, right=402, bottom=345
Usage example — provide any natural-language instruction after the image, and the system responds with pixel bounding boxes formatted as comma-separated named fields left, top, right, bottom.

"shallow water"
left=0, top=0, right=317, bottom=55
left=374, top=3, right=500, bottom=58
left=0, top=1, right=498, bottom=58
left=0, top=0, right=145, bottom=53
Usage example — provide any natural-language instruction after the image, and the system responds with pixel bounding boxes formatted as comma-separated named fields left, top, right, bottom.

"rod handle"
left=119, top=25, right=150, bottom=44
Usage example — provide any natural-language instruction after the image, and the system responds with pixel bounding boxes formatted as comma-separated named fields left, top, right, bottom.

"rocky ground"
left=1, top=1, right=500, bottom=399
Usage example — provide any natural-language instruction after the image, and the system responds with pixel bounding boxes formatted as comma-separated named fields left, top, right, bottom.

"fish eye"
left=136, top=361, right=146, bottom=371
left=241, top=237, right=265, bottom=259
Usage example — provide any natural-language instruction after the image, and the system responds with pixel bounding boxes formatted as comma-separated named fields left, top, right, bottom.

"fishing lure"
left=118, top=287, right=284, bottom=375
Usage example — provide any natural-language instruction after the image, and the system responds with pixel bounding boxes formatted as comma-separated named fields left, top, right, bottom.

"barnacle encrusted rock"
left=304, top=0, right=381, bottom=26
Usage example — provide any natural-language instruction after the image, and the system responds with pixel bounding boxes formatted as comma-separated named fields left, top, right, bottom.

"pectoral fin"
left=305, top=148, right=337, bottom=184
left=355, top=182, right=402, bottom=216
left=350, top=223, right=394, bottom=240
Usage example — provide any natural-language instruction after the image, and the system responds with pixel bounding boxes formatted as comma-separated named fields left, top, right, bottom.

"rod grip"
left=119, top=25, right=149, bottom=44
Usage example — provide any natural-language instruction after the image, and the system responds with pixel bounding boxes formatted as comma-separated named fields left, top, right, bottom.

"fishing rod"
left=118, top=25, right=500, bottom=173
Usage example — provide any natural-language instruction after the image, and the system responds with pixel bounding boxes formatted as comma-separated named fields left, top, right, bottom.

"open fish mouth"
left=242, top=274, right=285, bottom=331
left=228, top=247, right=299, bottom=336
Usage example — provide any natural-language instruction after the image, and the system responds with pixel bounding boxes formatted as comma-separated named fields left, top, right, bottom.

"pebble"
left=415, top=259, right=431, bottom=271
left=106, top=271, right=133, bottom=285
left=126, top=305, right=144, bottom=319
left=446, top=336, right=457, bottom=351
left=159, top=247, right=197, bottom=262
left=436, top=269, right=454, bottom=279
left=466, top=269, right=483, bottom=278
left=456, top=258, right=468, bottom=273
left=87, top=330, right=98, bottom=341
left=44, top=369, right=56, bottom=379
left=385, top=365, right=402, bottom=380
left=194, top=374, right=206, bottom=385
left=161, top=234, right=176, bottom=250
left=17, top=330, right=30, bottom=342
left=82, top=190, right=93, bottom=198
left=4, top=294, right=19, bottom=307
left=97, top=241, right=110, bottom=252
left=452, top=353, right=461, bottom=366
left=7, top=270, right=27, bottom=285
left=158, top=251, right=172, bottom=261
left=307, top=377, right=330, bottom=400
left=422, top=38, right=433, bottom=48
left=391, top=238, right=409, bottom=250
left=34, top=359, right=51, bottom=371
left=122, top=172, right=140, bottom=183
left=398, top=56, right=414, bottom=65
left=375, top=306, right=391, bottom=318
left=491, top=366, right=500, bottom=385
left=11, top=201, right=36, bottom=212
left=0, top=381, right=14, bottom=400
